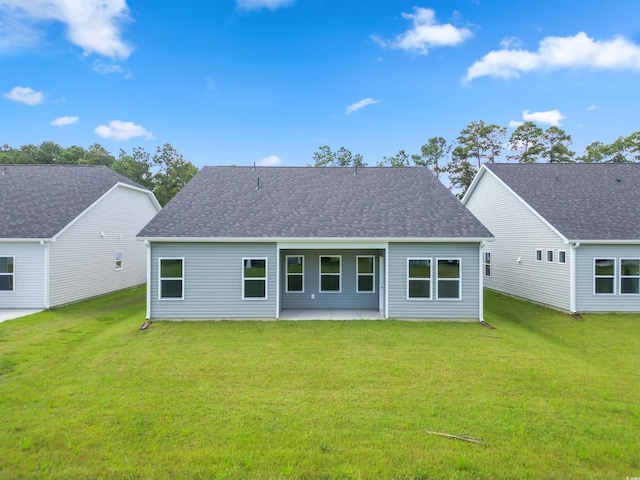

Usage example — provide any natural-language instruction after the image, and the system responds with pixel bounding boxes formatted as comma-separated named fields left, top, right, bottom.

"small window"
left=620, top=259, right=640, bottom=295
left=115, top=251, right=123, bottom=271
left=319, top=256, right=341, bottom=293
left=484, top=252, right=491, bottom=277
left=558, top=250, right=567, bottom=265
left=535, top=249, right=543, bottom=262
left=546, top=250, right=554, bottom=263
left=437, top=259, right=461, bottom=300
left=159, top=258, right=184, bottom=299
left=356, top=256, right=375, bottom=293
left=286, top=256, right=304, bottom=293
left=594, top=258, right=615, bottom=295
left=407, top=258, right=431, bottom=299
left=0, top=256, right=15, bottom=292
left=243, top=258, right=267, bottom=299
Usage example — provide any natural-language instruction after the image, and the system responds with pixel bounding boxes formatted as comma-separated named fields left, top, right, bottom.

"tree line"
left=312, top=121, right=640, bottom=196
left=0, top=142, right=197, bottom=206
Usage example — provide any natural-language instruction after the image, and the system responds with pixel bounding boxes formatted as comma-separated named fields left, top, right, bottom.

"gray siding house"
left=137, top=166, right=493, bottom=321
left=0, top=165, right=161, bottom=309
left=463, top=163, right=640, bottom=313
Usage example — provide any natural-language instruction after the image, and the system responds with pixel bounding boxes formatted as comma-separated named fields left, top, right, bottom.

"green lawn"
left=0, top=288, right=638, bottom=479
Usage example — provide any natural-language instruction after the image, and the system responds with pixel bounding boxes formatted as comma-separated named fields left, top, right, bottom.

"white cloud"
left=500, top=36, right=522, bottom=49
left=236, top=0, right=295, bottom=11
left=93, top=60, right=124, bottom=74
left=3, top=86, right=44, bottom=105
left=522, top=109, right=565, bottom=126
left=258, top=155, right=282, bottom=166
left=345, top=98, right=380, bottom=115
left=0, top=0, right=133, bottom=60
left=588, top=104, right=599, bottom=111
left=373, top=7, right=472, bottom=55
left=508, top=120, right=523, bottom=128
left=50, top=115, right=78, bottom=126
left=94, top=120, right=153, bottom=140
left=465, top=32, right=640, bottom=82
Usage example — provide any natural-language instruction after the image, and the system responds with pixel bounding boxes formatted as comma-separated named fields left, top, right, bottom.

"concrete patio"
left=278, top=309, right=384, bottom=320
left=0, top=309, right=44, bottom=323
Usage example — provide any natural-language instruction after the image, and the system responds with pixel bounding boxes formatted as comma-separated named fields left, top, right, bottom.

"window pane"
left=0, top=257, right=13, bottom=274
left=595, top=259, right=614, bottom=276
left=321, top=275, right=340, bottom=291
left=287, top=275, right=303, bottom=292
left=438, top=259, right=460, bottom=279
left=287, top=256, right=303, bottom=274
left=358, top=276, right=374, bottom=292
left=245, top=279, right=266, bottom=298
left=536, top=250, right=542, bottom=261
left=484, top=252, right=490, bottom=264
left=161, top=259, right=183, bottom=278
left=320, top=256, right=340, bottom=274
left=409, top=279, right=430, bottom=298
left=559, top=251, right=566, bottom=263
left=621, top=278, right=639, bottom=294
left=621, top=259, right=640, bottom=276
left=244, top=259, right=266, bottom=278
left=357, top=257, right=374, bottom=274
left=547, top=250, right=554, bottom=262
left=161, top=279, right=182, bottom=298
left=595, top=277, right=614, bottom=294
left=438, top=280, right=460, bottom=299
left=408, top=259, right=430, bottom=278
left=485, top=265, right=491, bottom=277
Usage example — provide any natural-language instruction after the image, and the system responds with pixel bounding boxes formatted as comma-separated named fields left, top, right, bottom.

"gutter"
left=569, top=242, right=580, bottom=314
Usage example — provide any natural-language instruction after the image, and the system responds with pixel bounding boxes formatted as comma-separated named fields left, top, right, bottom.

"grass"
left=0, top=287, right=639, bottom=479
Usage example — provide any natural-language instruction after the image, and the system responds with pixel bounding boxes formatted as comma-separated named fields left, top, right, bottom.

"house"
left=0, top=165, right=161, bottom=309
left=137, top=166, right=493, bottom=321
left=462, top=163, right=640, bottom=313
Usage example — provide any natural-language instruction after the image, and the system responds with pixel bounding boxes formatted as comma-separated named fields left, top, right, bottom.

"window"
left=115, top=251, right=123, bottom=271
left=536, top=249, right=543, bottom=262
left=620, top=259, right=640, bottom=295
left=437, top=259, right=461, bottom=300
left=319, top=256, right=341, bottom=292
left=243, top=258, right=267, bottom=299
left=484, top=252, right=491, bottom=277
left=407, top=258, right=431, bottom=299
left=546, top=249, right=554, bottom=263
left=594, top=258, right=615, bottom=295
left=356, top=256, right=375, bottom=293
left=286, top=256, right=304, bottom=293
left=558, top=250, right=567, bottom=265
left=0, top=256, right=14, bottom=292
left=159, top=258, right=184, bottom=299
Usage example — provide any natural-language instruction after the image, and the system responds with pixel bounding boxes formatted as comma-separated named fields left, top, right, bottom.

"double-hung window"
left=115, top=251, right=123, bottom=271
left=546, top=249, right=554, bottom=263
left=159, top=258, right=184, bottom=299
left=319, top=256, right=341, bottom=292
left=0, top=256, right=14, bottom=291
left=484, top=252, right=491, bottom=277
left=243, top=258, right=267, bottom=299
left=620, top=259, right=640, bottom=295
left=286, top=256, right=304, bottom=293
left=437, top=259, right=461, bottom=300
left=594, top=258, right=615, bottom=295
left=558, top=250, right=567, bottom=264
left=356, top=256, right=375, bottom=293
left=407, top=258, right=431, bottom=299
left=535, top=249, right=543, bottom=262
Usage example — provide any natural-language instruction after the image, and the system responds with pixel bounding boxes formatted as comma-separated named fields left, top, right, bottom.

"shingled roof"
left=0, top=165, right=146, bottom=239
left=138, top=166, right=492, bottom=239
left=482, top=163, right=640, bottom=241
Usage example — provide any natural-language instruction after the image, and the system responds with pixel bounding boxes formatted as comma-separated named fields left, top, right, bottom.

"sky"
left=1, top=0, right=639, bottom=168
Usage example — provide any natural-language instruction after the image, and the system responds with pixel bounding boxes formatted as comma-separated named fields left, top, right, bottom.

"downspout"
left=384, top=243, right=389, bottom=319
left=41, top=240, right=50, bottom=309
left=145, top=240, right=151, bottom=320
left=478, top=241, right=485, bottom=323
left=276, top=244, right=281, bottom=319
left=569, top=242, right=580, bottom=314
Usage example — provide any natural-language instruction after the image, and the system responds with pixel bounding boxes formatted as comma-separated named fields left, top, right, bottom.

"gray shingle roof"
left=138, top=166, right=492, bottom=239
left=0, top=165, right=146, bottom=239
left=484, top=163, right=640, bottom=240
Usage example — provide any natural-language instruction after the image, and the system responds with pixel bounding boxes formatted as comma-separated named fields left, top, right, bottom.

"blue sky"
left=1, top=0, right=639, bottom=168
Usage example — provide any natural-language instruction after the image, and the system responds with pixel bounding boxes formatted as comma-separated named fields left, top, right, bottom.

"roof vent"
left=616, top=178, right=622, bottom=183
left=256, top=177, right=261, bottom=190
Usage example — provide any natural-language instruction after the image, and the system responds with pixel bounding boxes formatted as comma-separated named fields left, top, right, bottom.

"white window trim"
left=356, top=255, right=375, bottom=293
left=407, top=258, right=432, bottom=301
left=484, top=252, right=491, bottom=277
left=0, top=255, right=15, bottom=293
left=115, top=251, right=123, bottom=271
left=242, top=257, right=268, bottom=300
left=593, top=257, right=616, bottom=296
left=285, top=255, right=304, bottom=293
left=546, top=249, right=554, bottom=263
left=535, top=249, right=543, bottom=262
left=436, top=258, right=462, bottom=301
left=319, top=255, right=341, bottom=293
left=619, top=258, right=640, bottom=295
left=158, top=257, right=184, bottom=300
left=558, top=250, right=567, bottom=265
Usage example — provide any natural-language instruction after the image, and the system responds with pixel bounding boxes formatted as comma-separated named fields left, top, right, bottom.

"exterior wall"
left=280, top=249, right=379, bottom=310
left=149, top=242, right=278, bottom=319
left=49, top=186, right=159, bottom=307
left=386, top=242, right=480, bottom=319
left=465, top=171, right=571, bottom=311
left=575, top=244, right=640, bottom=312
left=0, top=242, right=45, bottom=309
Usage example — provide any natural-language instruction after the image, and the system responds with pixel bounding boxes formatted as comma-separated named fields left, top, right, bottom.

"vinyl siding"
left=0, top=243, right=45, bottom=309
left=49, top=186, right=159, bottom=307
left=280, top=249, right=379, bottom=310
left=465, top=170, right=571, bottom=311
left=575, top=244, right=640, bottom=312
left=386, top=243, right=480, bottom=319
left=149, top=242, right=278, bottom=319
